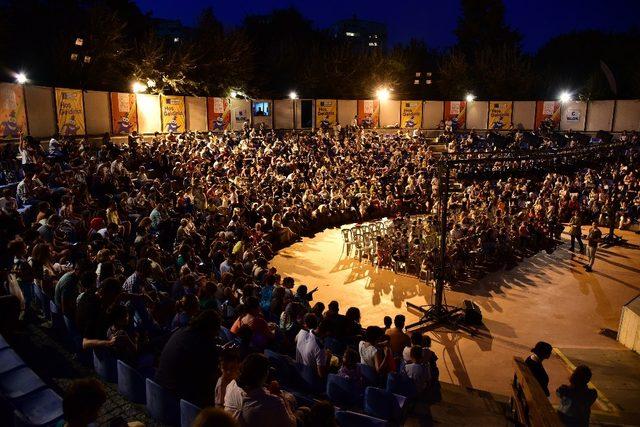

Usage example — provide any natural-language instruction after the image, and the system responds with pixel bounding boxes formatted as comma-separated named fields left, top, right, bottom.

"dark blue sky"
left=135, top=0, right=639, bottom=52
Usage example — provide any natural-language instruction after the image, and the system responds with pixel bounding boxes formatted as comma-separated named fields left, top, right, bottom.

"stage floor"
left=271, top=226, right=640, bottom=410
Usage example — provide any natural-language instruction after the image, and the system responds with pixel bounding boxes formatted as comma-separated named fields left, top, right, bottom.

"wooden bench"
left=510, top=356, right=563, bottom=427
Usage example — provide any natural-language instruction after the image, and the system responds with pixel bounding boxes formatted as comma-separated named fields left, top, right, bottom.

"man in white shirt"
left=295, top=314, right=331, bottom=379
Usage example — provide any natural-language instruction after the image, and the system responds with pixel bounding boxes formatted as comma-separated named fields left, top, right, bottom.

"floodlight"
left=559, top=91, right=572, bottom=103
left=15, top=72, right=27, bottom=84
left=289, top=91, right=298, bottom=100
left=376, top=87, right=390, bottom=101
left=465, top=93, right=475, bottom=102
left=132, top=81, right=147, bottom=93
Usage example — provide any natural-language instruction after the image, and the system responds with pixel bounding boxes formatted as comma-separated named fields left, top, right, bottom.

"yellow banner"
left=161, top=95, right=186, bottom=133
left=401, top=100, right=422, bottom=128
left=111, top=92, right=137, bottom=134
left=55, top=88, right=85, bottom=136
left=315, top=99, right=337, bottom=128
left=488, top=101, right=513, bottom=130
left=0, top=83, right=28, bottom=138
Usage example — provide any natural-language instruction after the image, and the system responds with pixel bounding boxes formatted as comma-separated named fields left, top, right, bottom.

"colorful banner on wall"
left=443, top=100, right=466, bottom=129
left=160, top=95, right=185, bottom=133
left=315, top=99, right=337, bottom=128
left=357, top=100, right=379, bottom=128
left=207, top=97, right=231, bottom=131
left=488, top=101, right=513, bottom=130
left=400, top=100, right=422, bottom=128
left=55, top=88, right=85, bottom=136
left=534, top=101, right=560, bottom=130
left=0, top=83, right=28, bottom=138
left=110, top=92, right=137, bottom=135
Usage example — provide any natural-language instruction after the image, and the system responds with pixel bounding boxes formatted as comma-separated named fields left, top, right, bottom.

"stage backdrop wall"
left=274, top=99, right=293, bottom=129
left=338, top=100, right=357, bottom=126
left=560, top=101, right=587, bottom=131
left=512, top=101, right=536, bottom=130
left=84, top=91, right=111, bottom=135
left=294, top=99, right=314, bottom=129
left=24, top=86, right=56, bottom=138
left=586, top=100, right=615, bottom=132
left=380, top=100, right=400, bottom=128
left=423, top=101, right=443, bottom=129
left=467, top=101, right=489, bottom=129
left=230, top=98, right=251, bottom=131
left=613, top=100, right=640, bottom=131
left=185, top=96, right=207, bottom=131
left=136, top=94, right=161, bottom=134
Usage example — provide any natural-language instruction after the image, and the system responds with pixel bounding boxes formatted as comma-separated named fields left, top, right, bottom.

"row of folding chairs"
left=0, top=334, right=64, bottom=427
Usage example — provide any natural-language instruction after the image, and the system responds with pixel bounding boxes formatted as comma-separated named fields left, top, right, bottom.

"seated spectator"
left=359, top=326, right=394, bottom=375
left=224, top=353, right=297, bottom=427
left=402, top=345, right=431, bottom=393
left=557, top=365, right=598, bottom=426
left=106, top=304, right=139, bottom=363
left=193, top=407, right=239, bottom=427
left=296, top=315, right=332, bottom=379
left=230, top=296, right=275, bottom=350
left=337, top=348, right=364, bottom=387
left=61, top=379, right=107, bottom=427
left=156, top=310, right=221, bottom=408
left=386, top=314, right=411, bottom=356
left=216, top=348, right=241, bottom=407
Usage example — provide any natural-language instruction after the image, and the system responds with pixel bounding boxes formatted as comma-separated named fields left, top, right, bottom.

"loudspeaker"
left=463, top=299, right=482, bottom=325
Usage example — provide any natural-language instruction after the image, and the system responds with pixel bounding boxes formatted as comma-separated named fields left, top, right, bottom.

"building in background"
left=151, top=18, right=191, bottom=44
left=331, top=16, right=387, bottom=49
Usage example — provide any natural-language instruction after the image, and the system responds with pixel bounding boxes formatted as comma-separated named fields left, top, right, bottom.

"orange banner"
left=207, top=97, right=231, bottom=131
left=357, top=100, right=379, bottom=128
left=0, top=83, right=27, bottom=138
left=110, top=92, right=137, bottom=134
left=443, top=100, right=466, bottom=129
left=535, top=101, right=561, bottom=130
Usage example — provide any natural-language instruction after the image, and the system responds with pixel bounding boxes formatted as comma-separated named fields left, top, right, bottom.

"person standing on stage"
left=585, top=222, right=602, bottom=272
left=569, top=212, right=584, bottom=252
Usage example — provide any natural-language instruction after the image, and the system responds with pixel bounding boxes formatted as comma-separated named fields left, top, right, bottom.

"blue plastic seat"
left=117, top=360, right=147, bottom=404
left=0, top=366, right=46, bottom=400
left=295, top=362, right=326, bottom=394
left=13, top=388, right=63, bottom=426
left=180, top=399, right=202, bottom=427
left=93, top=349, right=117, bottom=383
left=0, top=348, right=26, bottom=374
left=33, top=285, right=50, bottom=320
left=364, top=386, right=407, bottom=422
left=49, top=301, right=65, bottom=336
left=145, top=378, right=179, bottom=425
left=385, top=372, right=418, bottom=399
left=326, top=373, right=364, bottom=408
left=357, top=363, right=380, bottom=387
left=63, top=315, right=84, bottom=354
left=335, top=410, right=390, bottom=427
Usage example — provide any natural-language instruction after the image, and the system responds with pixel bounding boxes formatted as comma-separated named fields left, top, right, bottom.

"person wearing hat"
left=525, top=341, right=553, bottom=396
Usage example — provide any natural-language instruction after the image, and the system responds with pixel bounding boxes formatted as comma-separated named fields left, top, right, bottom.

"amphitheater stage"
left=270, top=226, right=640, bottom=413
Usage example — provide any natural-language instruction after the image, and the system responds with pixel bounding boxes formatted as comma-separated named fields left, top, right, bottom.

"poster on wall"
left=444, top=100, right=466, bottom=129
left=55, top=88, right=85, bottom=136
left=0, top=83, right=28, bottom=138
left=565, top=108, right=581, bottom=122
left=357, top=100, right=379, bottom=128
left=160, top=95, right=185, bottom=133
left=488, top=101, right=513, bottom=130
left=534, top=101, right=560, bottom=130
left=401, top=101, right=422, bottom=129
left=207, top=97, right=231, bottom=131
left=315, top=99, right=337, bottom=128
left=110, top=92, right=137, bottom=135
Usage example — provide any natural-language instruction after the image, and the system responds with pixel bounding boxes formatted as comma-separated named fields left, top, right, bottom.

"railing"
left=510, top=357, right=563, bottom=427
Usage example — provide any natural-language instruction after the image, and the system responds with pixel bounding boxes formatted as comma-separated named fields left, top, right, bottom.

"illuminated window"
left=368, top=42, right=378, bottom=47
left=345, top=32, right=356, bottom=37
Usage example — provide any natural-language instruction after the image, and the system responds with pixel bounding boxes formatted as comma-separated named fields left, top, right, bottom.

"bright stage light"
left=289, top=91, right=298, bottom=100
left=376, top=87, right=390, bottom=101
left=15, top=72, right=28, bottom=84
left=465, top=93, right=475, bottom=102
left=559, top=91, right=572, bottom=103
left=230, top=90, right=238, bottom=98
left=132, top=81, right=147, bottom=93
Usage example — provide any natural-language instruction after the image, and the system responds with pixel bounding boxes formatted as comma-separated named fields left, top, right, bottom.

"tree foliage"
left=0, top=0, right=638, bottom=99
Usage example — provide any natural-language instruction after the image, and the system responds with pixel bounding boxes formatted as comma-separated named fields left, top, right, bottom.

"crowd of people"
left=0, top=123, right=635, bottom=426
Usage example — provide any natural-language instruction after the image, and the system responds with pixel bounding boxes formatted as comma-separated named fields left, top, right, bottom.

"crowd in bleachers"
left=0, top=124, right=638, bottom=426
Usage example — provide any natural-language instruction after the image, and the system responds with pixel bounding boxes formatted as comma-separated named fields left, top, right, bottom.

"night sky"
left=135, top=0, right=639, bottom=52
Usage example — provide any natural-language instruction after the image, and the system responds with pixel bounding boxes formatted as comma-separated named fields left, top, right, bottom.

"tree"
left=455, top=0, right=522, bottom=56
